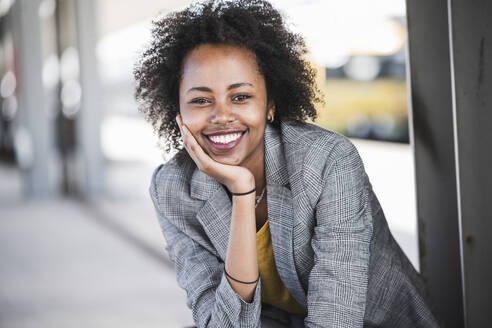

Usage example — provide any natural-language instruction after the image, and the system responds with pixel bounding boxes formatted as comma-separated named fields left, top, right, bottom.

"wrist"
left=228, top=185, right=256, bottom=195
left=227, top=175, right=255, bottom=194
left=230, top=188, right=256, bottom=196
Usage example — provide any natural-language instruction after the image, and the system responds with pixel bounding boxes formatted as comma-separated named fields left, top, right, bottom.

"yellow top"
left=256, top=220, right=307, bottom=316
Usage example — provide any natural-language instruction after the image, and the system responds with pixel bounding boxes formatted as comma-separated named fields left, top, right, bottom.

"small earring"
left=268, top=115, right=274, bottom=123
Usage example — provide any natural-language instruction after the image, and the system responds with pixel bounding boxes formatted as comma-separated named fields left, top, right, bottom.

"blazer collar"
left=188, top=123, right=306, bottom=307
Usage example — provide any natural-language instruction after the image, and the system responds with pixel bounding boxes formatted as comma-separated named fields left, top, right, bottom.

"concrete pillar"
left=448, top=0, right=492, bottom=325
left=74, top=0, right=105, bottom=196
left=407, top=0, right=492, bottom=326
left=13, top=0, right=59, bottom=197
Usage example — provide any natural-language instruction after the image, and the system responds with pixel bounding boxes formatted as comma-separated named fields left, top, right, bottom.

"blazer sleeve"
left=305, top=139, right=374, bottom=327
left=149, top=167, right=262, bottom=328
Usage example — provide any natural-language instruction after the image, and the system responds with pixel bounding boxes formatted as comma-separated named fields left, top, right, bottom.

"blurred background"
left=0, top=0, right=416, bottom=326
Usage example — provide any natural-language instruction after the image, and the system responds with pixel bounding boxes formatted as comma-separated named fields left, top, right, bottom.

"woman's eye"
left=232, top=94, right=251, bottom=102
left=190, top=98, right=210, bottom=105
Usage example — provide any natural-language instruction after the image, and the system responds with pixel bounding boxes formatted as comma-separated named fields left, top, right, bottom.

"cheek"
left=179, top=108, right=194, bottom=125
left=180, top=110, right=204, bottom=133
left=249, top=115, right=267, bottom=135
left=179, top=114, right=207, bottom=148
left=241, top=106, right=268, bottom=126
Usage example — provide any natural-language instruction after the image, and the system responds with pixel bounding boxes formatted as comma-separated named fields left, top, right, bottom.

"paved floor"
left=0, top=197, right=194, bottom=327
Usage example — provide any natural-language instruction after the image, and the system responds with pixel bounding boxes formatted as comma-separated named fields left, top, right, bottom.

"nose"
left=210, top=100, right=235, bottom=124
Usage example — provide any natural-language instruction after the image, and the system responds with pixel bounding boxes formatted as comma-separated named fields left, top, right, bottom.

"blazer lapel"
left=190, top=168, right=231, bottom=262
left=264, top=124, right=307, bottom=307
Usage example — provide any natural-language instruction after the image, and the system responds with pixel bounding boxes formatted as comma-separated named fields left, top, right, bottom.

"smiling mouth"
left=204, top=130, right=247, bottom=151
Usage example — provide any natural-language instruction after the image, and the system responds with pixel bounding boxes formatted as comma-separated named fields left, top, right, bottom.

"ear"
left=267, top=100, right=275, bottom=119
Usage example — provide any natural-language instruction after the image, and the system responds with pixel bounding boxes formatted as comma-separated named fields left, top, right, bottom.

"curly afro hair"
left=134, top=0, right=322, bottom=153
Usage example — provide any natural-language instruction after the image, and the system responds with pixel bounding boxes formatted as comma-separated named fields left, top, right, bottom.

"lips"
left=204, top=130, right=247, bottom=151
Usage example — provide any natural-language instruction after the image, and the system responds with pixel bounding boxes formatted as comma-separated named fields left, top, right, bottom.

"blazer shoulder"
left=149, top=150, right=195, bottom=207
left=282, top=120, right=360, bottom=171
left=281, top=121, right=365, bottom=204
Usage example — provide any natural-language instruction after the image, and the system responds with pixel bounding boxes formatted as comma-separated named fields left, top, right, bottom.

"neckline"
left=256, top=219, right=269, bottom=235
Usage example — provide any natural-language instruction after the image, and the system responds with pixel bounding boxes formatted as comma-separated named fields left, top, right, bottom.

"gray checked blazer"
left=149, top=120, right=441, bottom=328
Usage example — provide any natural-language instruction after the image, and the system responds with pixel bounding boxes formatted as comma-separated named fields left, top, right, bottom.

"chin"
left=212, top=154, right=243, bottom=166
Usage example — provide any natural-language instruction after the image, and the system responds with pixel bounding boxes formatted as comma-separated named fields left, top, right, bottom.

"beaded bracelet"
left=230, top=188, right=256, bottom=196
left=224, top=267, right=260, bottom=284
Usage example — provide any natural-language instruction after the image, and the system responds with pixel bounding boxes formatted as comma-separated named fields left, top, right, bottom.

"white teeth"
left=209, top=132, right=242, bottom=144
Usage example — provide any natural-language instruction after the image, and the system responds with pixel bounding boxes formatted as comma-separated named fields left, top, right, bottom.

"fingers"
left=176, top=115, right=214, bottom=173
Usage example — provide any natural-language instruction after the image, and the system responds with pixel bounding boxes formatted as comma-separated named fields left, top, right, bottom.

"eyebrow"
left=228, top=82, right=253, bottom=90
left=186, top=82, right=253, bottom=94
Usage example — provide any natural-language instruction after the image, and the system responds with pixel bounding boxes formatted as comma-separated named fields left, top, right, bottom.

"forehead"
left=180, top=44, right=263, bottom=88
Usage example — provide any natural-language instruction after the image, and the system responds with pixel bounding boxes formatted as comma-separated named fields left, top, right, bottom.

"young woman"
left=134, top=1, right=440, bottom=327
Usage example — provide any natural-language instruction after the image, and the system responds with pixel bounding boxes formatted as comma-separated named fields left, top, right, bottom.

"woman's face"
left=178, top=44, right=274, bottom=167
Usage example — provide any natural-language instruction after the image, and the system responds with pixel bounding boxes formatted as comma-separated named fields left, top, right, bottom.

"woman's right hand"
left=176, top=115, right=255, bottom=194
